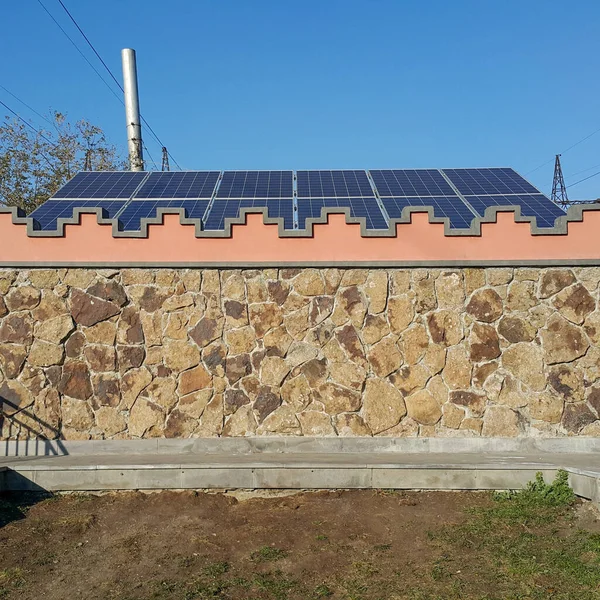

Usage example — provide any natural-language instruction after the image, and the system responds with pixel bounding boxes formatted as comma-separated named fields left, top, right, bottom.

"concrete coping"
left=2, top=437, right=600, bottom=458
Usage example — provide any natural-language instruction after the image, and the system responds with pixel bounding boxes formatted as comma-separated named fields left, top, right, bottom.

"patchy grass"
left=250, top=546, right=289, bottom=563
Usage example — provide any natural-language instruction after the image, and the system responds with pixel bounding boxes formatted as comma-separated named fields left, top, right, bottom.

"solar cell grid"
left=53, top=171, right=147, bottom=199
left=135, top=171, right=219, bottom=199
left=370, top=169, right=455, bottom=197
left=382, top=197, right=476, bottom=229
left=117, top=200, right=209, bottom=231
left=296, top=198, right=388, bottom=230
left=466, top=194, right=566, bottom=228
left=296, top=170, right=373, bottom=198
left=29, top=199, right=126, bottom=231
left=442, top=168, right=539, bottom=196
left=216, top=171, right=293, bottom=199
left=204, top=199, right=294, bottom=230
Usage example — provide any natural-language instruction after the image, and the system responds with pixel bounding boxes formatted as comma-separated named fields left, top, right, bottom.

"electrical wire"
left=568, top=163, right=600, bottom=178
left=0, top=99, right=57, bottom=169
left=567, top=170, right=600, bottom=189
left=0, top=85, right=54, bottom=126
left=142, top=142, right=159, bottom=171
left=36, top=0, right=123, bottom=105
left=0, top=99, right=55, bottom=146
left=525, top=125, right=600, bottom=176
left=54, top=0, right=182, bottom=170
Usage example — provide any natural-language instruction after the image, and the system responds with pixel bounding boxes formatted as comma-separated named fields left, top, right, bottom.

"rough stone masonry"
left=0, top=266, right=599, bottom=441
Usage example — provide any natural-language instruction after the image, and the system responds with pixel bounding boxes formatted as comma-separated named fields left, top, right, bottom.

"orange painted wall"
left=1, top=210, right=600, bottom=265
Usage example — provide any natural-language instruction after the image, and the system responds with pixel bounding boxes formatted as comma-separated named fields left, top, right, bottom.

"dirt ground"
left=0, top=489, right=599, bottom=600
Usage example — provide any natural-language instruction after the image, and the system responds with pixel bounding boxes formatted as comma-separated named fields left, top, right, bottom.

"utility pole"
left=121, top=48, right=144, bottom=171
left=551, top=154, right=569, bottom=208
left=161, top=147, right=170, bottom=172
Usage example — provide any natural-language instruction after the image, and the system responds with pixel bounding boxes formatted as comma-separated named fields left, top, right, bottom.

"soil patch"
left=0, top=489, right=598, bottom=599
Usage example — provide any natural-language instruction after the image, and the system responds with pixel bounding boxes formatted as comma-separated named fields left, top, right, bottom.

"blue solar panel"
left=116, top=200, right=210, bottom=231
left=216, top=171, right=293, bottom=199
left=382, top=197, right=476, bottom=229
left=465, top=194, right=566, bottom=228
left=204, top=200, right=294, bottom=230
left=134, top=171, right=219, bottom=199
left=29, top=200, right=126, bottom=231
left=442, top=168, right=539, bottom=196
left=370, top=170, right=455, bottom=197
left=52, top=172, right=147, bottom=199
left=297, top=198, right=388, bottom=230
left=296, top=170, right=373, bottom=198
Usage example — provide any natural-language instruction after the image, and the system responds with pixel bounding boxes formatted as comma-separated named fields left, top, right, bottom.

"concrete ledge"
left=3, top=437, right=600, bottom=457
left=1, top=449, right=598, bottom=505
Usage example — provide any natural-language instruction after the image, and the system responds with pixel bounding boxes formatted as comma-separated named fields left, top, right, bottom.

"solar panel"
left=204, top=199, right=294, bottom=230
left=216, top=171, right=293, bottom=199
left=297, top=198, right=388, bottom=230
left=382, top=197, right=476, bottom=229
left=370, top=169, right=455, bottom=197
left=465, top=194, right=566, bottom=228
left=52, top=172, right=147, bottom=199
left=116, top=200, right=210, bottom=231
left=442, top=168, right=539, bottom=196
left=29, top=200, right=126, bottom=231
left=296, top=170, right=373, bottom=198
left=134, top=171, right=220, bottom=199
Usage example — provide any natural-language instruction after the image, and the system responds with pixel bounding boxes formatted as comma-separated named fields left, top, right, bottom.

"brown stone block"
left=362, top=378, right=406, bottom=434
left=91, top=374, right=121, bottom=409
left=466, top=289, right=503, bottom=323
left=539, top=269, right=575, bottom=299
left=315, top=382, right=361, bottom=415
left=0, top=344, right=27, bottom=378
left=0, top=312, right=33, bottom=345
left=469, top=323, right=501, bottom=362
left=553, top=283, right=596, bottom=325
left=5, top=286, right=41, bottom=311
left=541, top=314, right=590, bottom=364
left=59, top=361, right=93, bottom=400
left=449, top=390, right=487, bottom=417
left=70, top=289, right=120, bottom=327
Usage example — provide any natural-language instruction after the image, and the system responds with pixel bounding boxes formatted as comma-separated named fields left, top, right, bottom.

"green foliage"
left=493, top=470, right=576, bottom=509
left=0, top=111, right=124, bottom=213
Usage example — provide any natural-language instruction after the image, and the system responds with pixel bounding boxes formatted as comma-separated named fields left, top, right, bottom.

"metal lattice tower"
left=161, top=147, right=170, bottom=172
left=551, top=154, right=569, bottom=207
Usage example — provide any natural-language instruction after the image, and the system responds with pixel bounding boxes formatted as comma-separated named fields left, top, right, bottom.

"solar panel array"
left=29, top=168, right=565, bottom=233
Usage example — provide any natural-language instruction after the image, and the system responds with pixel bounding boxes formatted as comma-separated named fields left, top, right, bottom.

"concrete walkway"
left=2, top=450, right=599, bottom=504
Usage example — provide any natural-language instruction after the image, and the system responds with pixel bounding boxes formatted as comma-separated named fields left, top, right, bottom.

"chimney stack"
left=121, top=48, right=144, bottom=171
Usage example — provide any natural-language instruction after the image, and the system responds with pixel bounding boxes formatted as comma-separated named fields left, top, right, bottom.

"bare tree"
left=0, top=111, right=125, bottom=213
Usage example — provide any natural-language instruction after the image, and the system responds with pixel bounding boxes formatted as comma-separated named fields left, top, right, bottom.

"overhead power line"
left=0, top=99, right=55, bottom=146
left=54, top=0, right=182, bottom=171
left=0, top=99, right=57, bottom=169
left=568, top=163, right=600, bottom=178
left=526, top=125, right=600, bottom=176
left=567, top=170, right=600, bottom=190
left=36, top=0, right=123, bottom=105
left=0, top=85, right=54, bottom=126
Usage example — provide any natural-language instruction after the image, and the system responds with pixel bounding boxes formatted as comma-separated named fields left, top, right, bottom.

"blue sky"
left=3, top=0, right=600, bottom=199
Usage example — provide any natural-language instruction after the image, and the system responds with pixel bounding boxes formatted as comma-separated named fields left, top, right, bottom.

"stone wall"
left=1, top=266, right=599, bottom=440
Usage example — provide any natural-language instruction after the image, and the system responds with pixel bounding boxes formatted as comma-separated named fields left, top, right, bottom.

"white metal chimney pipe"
left=121, top=48, right=144, bottom=171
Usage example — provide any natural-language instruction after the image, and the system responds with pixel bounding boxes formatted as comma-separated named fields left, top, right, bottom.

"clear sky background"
left=3, top=0, right=600, bottom=199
